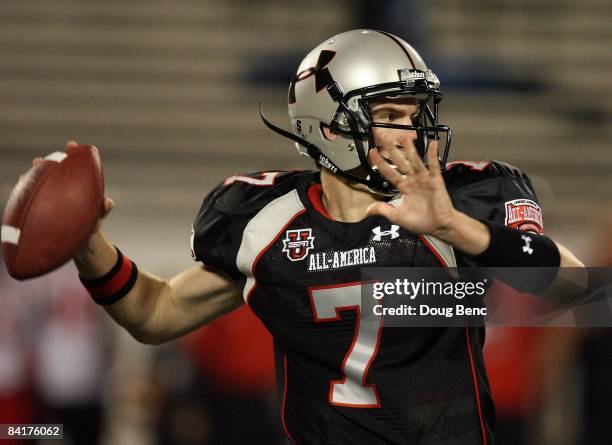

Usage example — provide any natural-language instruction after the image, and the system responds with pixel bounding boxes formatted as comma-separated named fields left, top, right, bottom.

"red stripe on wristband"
left=86, top=255, right=133, bottom=299
left=80, top=248, right=138, bottom=305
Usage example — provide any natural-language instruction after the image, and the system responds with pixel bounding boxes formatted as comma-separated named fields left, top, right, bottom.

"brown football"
left=1, top=144, right=104, bottom=279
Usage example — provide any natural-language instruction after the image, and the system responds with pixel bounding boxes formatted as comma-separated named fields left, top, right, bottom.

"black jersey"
left=191, top=163, right=543, bottom=445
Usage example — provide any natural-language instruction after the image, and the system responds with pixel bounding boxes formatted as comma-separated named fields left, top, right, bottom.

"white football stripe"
left=44, top=151, right=68, bottom=163
left=1, top=225, right=21, bottom=245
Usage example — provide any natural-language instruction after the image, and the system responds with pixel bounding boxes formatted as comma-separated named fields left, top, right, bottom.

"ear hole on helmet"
left=320, top=123, right=337, bottom=141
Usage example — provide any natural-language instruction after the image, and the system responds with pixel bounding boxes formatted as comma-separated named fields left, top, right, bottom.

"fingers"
left=388, top=147, right=415, bottom=175
left=368, top=149, right=405, bottom=187
left=403, top=144, right=427, bottom=174
left=427, top=140, right=442, bottom=177
left=32, top=139, right=82, bottom=168
left=92, top=197, right=114, bottom=233
left=101, top=196, right=115, bottom=217
left=370, top=139, right=438, bottom=188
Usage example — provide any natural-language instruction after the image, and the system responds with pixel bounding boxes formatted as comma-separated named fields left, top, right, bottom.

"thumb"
left=366, top=202, right=397, bottom=221
left=101, top=196, right=115, bottom=217
left=93, top=197, right=114, bottom=234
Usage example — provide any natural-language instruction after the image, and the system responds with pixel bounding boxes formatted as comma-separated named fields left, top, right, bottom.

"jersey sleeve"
left=190, top=171, right=299, bottom=281
left=444, top=160, right=545, bottom=235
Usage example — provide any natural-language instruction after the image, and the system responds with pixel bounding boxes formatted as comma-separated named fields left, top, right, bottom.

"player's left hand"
left=366, top=141, right=458, bottom=238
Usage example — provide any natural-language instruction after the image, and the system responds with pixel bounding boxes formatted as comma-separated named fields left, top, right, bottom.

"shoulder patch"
left=504, top=198, right=544, bottom=234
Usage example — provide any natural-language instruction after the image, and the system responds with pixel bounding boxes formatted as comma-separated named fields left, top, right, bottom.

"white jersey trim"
left=236, top=189, right=305, bottom=303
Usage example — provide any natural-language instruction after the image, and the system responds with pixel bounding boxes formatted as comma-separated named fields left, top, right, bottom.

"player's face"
left=369, top=98, right=419, bottom=162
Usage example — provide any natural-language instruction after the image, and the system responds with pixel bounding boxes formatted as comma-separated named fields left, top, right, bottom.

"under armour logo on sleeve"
left=521, top=235, right=533, bottom=255
left=372, top=225, right=400, bottom=241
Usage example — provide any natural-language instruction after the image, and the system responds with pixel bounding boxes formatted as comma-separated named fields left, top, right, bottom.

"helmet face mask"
left=261, top=29, right=452, bottom=195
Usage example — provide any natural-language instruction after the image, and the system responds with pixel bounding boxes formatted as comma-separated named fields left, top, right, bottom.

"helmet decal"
left=288, top=50, right=336, bottom=104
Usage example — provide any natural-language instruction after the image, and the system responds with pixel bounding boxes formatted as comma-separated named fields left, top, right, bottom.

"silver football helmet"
left=260, top=29, right=452, bottom=195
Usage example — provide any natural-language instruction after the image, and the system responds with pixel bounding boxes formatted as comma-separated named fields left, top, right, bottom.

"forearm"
left=74, top=231, right=166, bottom=341
left=434, top=210, right=587, bottom=298
left=74, top=231, right=118, bottom=277
left=123, top=267, right=242, bottom=344
left=432, top=210, right=490, bottom=256
left=74, top=233, right=243, bottom=344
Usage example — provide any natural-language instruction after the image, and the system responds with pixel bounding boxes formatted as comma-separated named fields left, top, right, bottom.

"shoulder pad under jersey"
left=443, top=161, right=544, bottom=234
left=190, top=170, right=305, bottom=279
left=443, top=160, right=531, bottom=191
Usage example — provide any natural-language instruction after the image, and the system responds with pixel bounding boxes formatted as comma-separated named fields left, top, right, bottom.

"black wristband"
left=472, top=221, right=560, bottom=267
left=470, top=221, right=560, bottom=294
left=79, top=246, right=138, bottom=305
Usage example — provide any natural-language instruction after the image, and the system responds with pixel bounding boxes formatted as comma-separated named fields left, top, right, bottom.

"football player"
left=74, top=30, right=585, bottom=444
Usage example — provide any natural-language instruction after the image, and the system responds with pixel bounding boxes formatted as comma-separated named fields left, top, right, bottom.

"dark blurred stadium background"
left=1, top=1, right=610, bottom=444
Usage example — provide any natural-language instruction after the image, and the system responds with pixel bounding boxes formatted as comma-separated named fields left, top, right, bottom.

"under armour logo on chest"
left=372, top=225, right=400, bottom=241
left=521, top=235, right=533, bottom=255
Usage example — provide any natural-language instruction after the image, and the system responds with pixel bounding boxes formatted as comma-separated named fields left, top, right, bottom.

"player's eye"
left=375, top=112, right=397, bottom=122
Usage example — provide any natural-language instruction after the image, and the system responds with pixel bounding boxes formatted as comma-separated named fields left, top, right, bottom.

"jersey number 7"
left=308, top=282, right=383, bottom=408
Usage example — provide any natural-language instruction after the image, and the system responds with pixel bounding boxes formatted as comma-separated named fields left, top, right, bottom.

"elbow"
left=556, top=242, right=585, bottom=268
left=123, top=324, right=169, bottom=345
left=130, top=331, right=155, bottom=345
left=129, top=330, right=167, bottom=345
left=128, top=281, right=173, bottom=345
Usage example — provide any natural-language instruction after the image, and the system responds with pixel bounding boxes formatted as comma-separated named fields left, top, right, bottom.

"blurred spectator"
left=32, top=263, right=114, bottom=445
left=0, top=253, right=114, bottom=445
left=0, top=251, right=37, bottom=445
left=154, top=304, right=281, bottom=445
left=485, top=282, right=583, bottom=444
left=485, top=326, right=544, bottom=444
